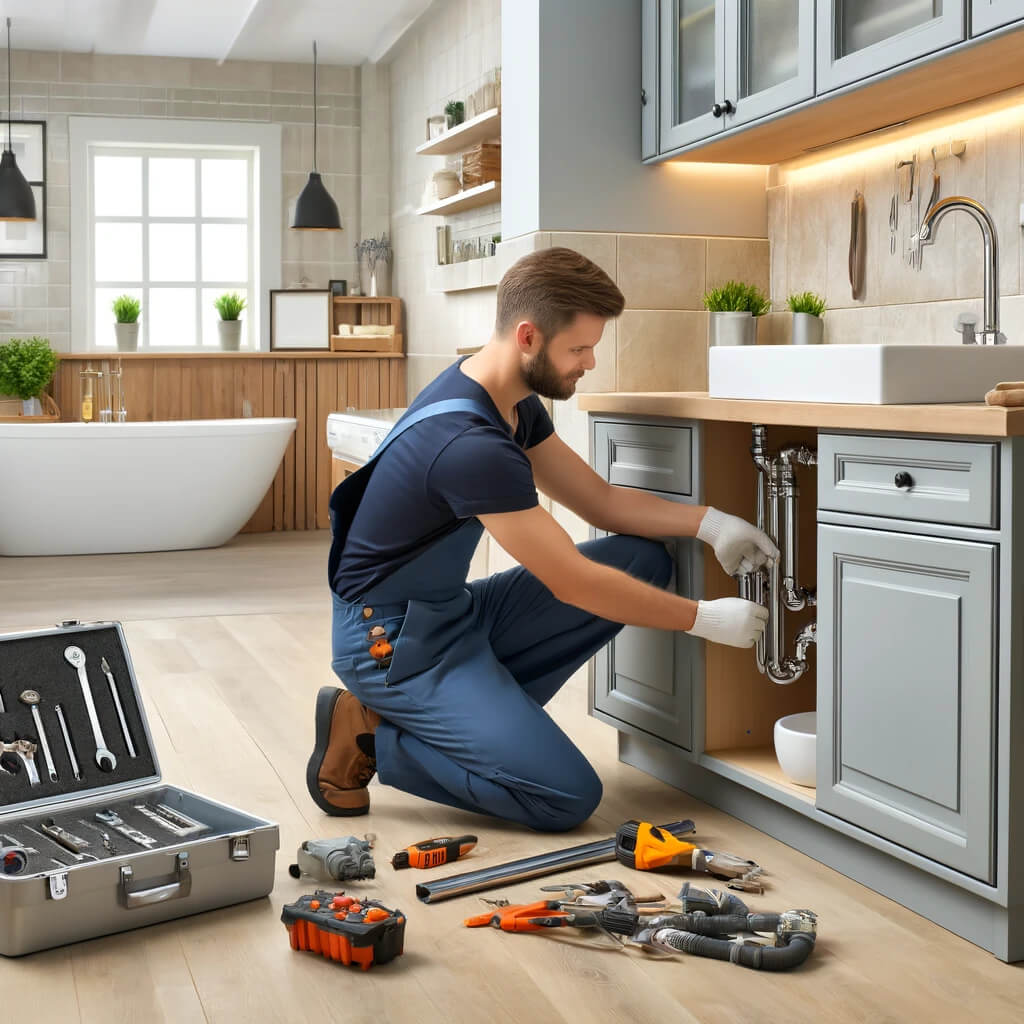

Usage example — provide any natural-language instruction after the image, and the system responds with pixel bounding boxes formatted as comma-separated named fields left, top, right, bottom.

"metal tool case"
left=0, top=621, right=279, bottom=956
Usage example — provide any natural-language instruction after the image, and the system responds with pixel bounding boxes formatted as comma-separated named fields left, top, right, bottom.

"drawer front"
left=817, top=433, right=998, bottom=528
left=594, top=421, right=693, bottom=496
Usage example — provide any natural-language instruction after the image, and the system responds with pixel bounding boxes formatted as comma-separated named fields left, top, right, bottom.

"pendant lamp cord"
left=311, top=40, right=318, bottom=173
left=6, top=17, right=11, bottom=155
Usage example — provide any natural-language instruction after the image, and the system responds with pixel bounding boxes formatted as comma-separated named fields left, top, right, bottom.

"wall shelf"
left=415, top=107, right=501, bottom=155
left=416, top=180, right=501, bottom=216
left=429, top=256, right=499, bottom=293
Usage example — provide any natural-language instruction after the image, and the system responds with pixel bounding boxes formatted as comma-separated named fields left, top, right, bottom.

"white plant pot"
left=218, top=319, right=243, bottom=351
left=21, top=397, right=42, bottom=416
left=791, top=312, right=824, bottom=345
left=709, top=311, right=756, bottom=347
left=114, top=322, right=139, bottom=352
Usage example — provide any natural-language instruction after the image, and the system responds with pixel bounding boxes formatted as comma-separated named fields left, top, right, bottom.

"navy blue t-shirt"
left=331, top=357, right=554, bottom=599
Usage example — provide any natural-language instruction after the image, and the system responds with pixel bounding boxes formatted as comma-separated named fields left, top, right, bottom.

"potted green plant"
left=355, top=233, right=393, bottom=297
left=787, top=291, right=826, bottom=345
left=702, top=281, right=770, bottom=347
left=0, top=336, right=59, bottom=417
left=444, top=99, right=465, bottom=129
left=213, top=292, right=247, bottom=351
left=112, top=294, right=141, bottom=352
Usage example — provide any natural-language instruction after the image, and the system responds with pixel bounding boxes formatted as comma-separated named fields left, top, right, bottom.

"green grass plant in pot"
left=703, top=280, right=771, bottom=347
left=0, top=336, right=59, bottom=417
left=214, top=292, right=247, bottom=351
left=112, top=294, right=141, bottom=352
left=787, top=291, right=826, bottom=345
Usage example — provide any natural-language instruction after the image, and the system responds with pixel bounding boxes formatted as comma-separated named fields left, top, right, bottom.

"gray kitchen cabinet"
left=972, top=0, right=1024, bottom=34
left=642, top=0, right=659, bottom=158
left=657, top=0, right=814, bottom=152
left=815, top=0, right=965, bottom=94
left=590, top=416, right=703, bottom=749
left=816, top=523, right=996, bottom=883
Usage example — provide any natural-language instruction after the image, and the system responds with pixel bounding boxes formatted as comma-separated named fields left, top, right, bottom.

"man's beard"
left=523, top=341, right=581, bottom=400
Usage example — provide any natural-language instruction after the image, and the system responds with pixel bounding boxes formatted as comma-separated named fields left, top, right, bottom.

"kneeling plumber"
left=307, top=247, right=776, bottom=832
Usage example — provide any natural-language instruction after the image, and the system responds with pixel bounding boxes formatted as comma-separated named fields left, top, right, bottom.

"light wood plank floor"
left=2, top=533, right=1023, bottom=1022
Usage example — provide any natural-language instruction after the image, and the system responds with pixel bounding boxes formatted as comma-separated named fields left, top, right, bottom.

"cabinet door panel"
left=660, top=0, right=726, bottom=150
left=817, top=523, right=995, bottom=882
left=643, top=0, right=659, bottom=158
left=817, top=0, right=966, bottom=93
left=972, top=0, right=1024, bottom=34
left=724, top=0, right=815, bottom=127
left=593, top=535, right=699, bottom=749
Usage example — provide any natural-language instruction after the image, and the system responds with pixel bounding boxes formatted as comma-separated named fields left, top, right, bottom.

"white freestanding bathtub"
left=0, top=418, right=296, bottom=555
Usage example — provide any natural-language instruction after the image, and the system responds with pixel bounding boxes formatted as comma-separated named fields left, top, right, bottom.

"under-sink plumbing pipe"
left=739, top=425, right=817, bottom=685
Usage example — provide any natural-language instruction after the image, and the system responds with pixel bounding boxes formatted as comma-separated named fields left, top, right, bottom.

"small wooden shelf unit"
left=330, top=296, right=403, bottom=354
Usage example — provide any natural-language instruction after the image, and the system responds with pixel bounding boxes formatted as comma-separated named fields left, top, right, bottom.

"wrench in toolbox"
left=63, top=646, right=117, bottom=773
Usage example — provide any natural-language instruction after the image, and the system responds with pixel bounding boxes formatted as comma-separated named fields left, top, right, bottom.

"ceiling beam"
left=216, top=0, right=265, bottom=64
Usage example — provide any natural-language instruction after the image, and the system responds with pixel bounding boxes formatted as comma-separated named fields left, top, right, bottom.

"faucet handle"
left=955, top=312, right=978, bottom=345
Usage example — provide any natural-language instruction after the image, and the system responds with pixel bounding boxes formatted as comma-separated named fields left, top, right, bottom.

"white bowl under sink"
left=709, top=343, right=1024, bottom=404
left=774, top=712, right=816, bottom=788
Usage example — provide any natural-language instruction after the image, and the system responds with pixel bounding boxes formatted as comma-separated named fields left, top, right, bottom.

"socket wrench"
left=18, top=690, right=57, bottom=783
left=63, top=646, right=117, bottom=773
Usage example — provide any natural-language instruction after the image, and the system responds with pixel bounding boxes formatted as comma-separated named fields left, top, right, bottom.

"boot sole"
left=306, top=685, right=370, bottom=816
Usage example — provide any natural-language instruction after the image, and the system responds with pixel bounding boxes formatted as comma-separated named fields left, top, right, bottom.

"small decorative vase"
left=709, top=311, right=756, bottom=347
left=791, top=312, right=824, bottom=345
left=114, top=322, right=139, bottom=352
left=21, top=396, right=42, bottom=416
left=218, top=319, right=243, bottom=351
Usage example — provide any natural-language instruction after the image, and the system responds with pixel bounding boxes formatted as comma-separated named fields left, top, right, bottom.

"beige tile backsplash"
left=775, top=101, right=1024, bottom=346
left=617, top=235, right=707, bottom=310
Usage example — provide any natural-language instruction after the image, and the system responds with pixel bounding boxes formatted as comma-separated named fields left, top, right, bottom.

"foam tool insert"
left=0, top=623, right=157, bottom=808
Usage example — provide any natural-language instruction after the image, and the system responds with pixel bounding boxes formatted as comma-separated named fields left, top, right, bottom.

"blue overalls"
left=327, top=399, right=673, bottom=832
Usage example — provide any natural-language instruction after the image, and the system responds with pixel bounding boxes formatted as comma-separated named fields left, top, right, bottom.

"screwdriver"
left=391, top=834, right=477, bottom=870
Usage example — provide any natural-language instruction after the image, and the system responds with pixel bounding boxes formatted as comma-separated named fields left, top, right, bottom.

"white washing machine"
left=326, top=408, right=406, bottom=467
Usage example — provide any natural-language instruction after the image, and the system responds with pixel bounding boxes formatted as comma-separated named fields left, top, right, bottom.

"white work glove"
left=697, top=507, right=779, bottom=576
left=687, top=598, right=769, bottom=649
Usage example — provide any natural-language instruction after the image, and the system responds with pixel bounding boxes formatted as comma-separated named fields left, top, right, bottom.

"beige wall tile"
left=767, top=185, right=788, bottom=310
left=706, top=238, right=770, bottom=298
left=405, top=353, right=460, bottom=400
left=758, top=311, right=791, bottom=346
left=495, top=232, right=552, bottom=275
left=786, top=179, right=828, bottom=307
left=549, top=232, right=618, bottom=283
left=985, top=121, right=1022, bottom=299
left=617, top=235, right=706, bottom=310
left=617, top=310, right=708, bottom=392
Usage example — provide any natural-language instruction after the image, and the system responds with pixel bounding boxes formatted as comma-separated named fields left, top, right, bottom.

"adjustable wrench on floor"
left=63, top=646, right=117, bottom=773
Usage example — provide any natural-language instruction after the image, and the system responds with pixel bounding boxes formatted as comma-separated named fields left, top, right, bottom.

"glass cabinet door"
left=723, top=0, right=815, bottom=128
left=817, top=0, right=966, bottom=93
left=660, top=0, right=727, bottom=150
left=971, top=0, right=1024, bottom=36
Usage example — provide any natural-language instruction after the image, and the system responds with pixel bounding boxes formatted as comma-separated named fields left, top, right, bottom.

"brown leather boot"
left=306, top=686, right=382, bottom=816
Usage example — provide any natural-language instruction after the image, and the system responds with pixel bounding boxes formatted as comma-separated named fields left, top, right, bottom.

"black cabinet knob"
left=641, top=87, right=648, bottom=107
left=894, top=471, right=914, bottom=489
left=711, top=100, right=735, bottom=117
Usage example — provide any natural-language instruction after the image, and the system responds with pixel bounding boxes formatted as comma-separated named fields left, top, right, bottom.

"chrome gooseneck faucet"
left=919, top=195, right=1004, bottom=345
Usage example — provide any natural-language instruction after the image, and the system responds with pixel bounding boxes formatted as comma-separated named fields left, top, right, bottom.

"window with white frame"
left=70, top=118, right=281, bottom=352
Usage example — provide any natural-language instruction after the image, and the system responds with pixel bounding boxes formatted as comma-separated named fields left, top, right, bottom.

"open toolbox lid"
left=0, top=621, right=161, bottom=820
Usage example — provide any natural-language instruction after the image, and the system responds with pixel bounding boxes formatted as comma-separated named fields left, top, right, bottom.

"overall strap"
left=370, top=398, right=495, bottom=460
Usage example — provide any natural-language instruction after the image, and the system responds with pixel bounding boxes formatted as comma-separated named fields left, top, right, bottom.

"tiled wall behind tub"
left=0, top=49, right=360, bottom=351
left=770, top=97, right=1024, bottom=347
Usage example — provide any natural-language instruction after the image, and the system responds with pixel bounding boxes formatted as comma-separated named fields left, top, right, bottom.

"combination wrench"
left=100, top=657, right=136, bottom=758
left=63, top=646, right=117, bottom=773
left=18, top=690, right=58, bottom=783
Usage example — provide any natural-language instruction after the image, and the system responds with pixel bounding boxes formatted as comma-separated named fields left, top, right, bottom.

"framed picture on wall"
left=328, top=278, right=348, bottom=296
left=270, top=289, right=330, bottom=350
left=0, top=120, right=46, bottom=260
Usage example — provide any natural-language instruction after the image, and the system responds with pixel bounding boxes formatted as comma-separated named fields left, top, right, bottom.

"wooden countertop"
left=57, top=351, right=405, bottom=360
left=577, top=391, right=1024, bottom=438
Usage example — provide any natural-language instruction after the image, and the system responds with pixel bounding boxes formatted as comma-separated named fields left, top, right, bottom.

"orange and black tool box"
left=282, top=890, right=406, bottom=970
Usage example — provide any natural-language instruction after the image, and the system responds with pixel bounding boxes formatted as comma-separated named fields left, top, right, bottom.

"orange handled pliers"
left=464, top=900, right=595, bottom=932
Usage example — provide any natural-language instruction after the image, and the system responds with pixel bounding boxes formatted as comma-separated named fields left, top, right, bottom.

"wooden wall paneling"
left=347, top=362, right=359, bottom=407
left=155, top=360, right=182, bottom=420
left=278, top=360, right=296, bottom=531
left=180, top=363, right=194, bottom=419
left=272, top=361, right=285, bottom=530
left=131, top=360, right=156, bottom=421
left=293, top=360, right=307, bottom=530
left=317, top=361, right=341, bottom=530
left=360, top=358, right=380, bottom=412
left=305, top=361, right=319, bottom=530
left=390, top=358, right=406, bottom=408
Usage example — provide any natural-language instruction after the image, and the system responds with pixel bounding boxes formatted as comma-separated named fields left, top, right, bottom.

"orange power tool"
left=392, top=834, right=477, bottom=870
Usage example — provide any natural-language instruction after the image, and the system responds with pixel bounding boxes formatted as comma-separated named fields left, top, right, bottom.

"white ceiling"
left=0, top=0, right=436, bottom=65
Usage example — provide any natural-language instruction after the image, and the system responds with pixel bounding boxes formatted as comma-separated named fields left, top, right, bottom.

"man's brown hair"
left=495, top=247, right=625, bottom=339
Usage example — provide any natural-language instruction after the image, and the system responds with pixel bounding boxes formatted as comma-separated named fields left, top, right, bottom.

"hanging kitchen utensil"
left=849, top=190, right=866, bottom=301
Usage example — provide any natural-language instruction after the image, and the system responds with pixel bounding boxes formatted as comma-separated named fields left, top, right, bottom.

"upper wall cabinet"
left=655, top=0, right=815, bottom=153
left=817, top=1, right=965, bottom=94
left=646, top=0, right=1024, bottom=163
left=972, top=0, right=1024, bottom=35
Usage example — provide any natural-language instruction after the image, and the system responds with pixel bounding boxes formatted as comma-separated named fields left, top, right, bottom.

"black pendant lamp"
left=291, top=40, right=340, bottom=230
left=0, top=18, right=34, bottom=222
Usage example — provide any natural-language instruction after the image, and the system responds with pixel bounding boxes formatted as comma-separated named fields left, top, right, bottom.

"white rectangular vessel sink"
left=708, top=343, right=1024, bottom=404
